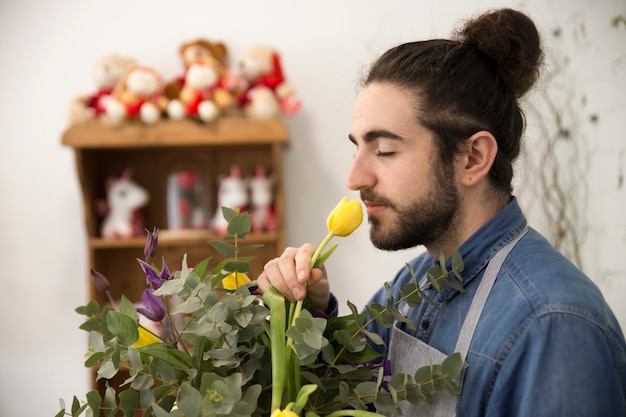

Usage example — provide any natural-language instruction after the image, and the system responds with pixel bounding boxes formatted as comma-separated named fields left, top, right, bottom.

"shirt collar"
left=437, top=196, right=528, bottom=299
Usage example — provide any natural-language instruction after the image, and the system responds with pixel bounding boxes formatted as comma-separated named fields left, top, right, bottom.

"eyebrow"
left=348, top=129, right=403, bottom=145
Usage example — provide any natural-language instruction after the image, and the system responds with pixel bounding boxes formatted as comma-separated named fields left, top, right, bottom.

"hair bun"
left=454, top=8, right=543, bottom=98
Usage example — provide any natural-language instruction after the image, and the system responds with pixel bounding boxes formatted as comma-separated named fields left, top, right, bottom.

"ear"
left=459, top=131, right=498, bottom=187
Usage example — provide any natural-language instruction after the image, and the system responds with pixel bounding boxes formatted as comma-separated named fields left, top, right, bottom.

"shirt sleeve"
left=485, top=310, right=626, bottom=417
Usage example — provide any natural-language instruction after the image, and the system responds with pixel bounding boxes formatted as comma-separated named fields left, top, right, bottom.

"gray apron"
left=383, top=227, right=528, bottom=417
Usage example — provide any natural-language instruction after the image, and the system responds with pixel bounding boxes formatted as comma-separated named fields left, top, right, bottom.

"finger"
left=260, top=257, right=294, bottom=300
left=276, top=248, right=306, bottom=300
left=294, top=243, right=317, bottom=284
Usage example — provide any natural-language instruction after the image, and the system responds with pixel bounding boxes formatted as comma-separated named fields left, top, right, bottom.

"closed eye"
left=376, top=150, right=395, bottom=157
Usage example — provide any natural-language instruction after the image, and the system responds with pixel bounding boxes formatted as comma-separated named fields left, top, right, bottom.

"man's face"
left=347, top=82, right=460, bottom=251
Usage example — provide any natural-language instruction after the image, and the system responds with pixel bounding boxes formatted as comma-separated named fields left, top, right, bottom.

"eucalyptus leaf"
left=227, top=212, right=251, bottom=238
left=119, top=295, right=138, bottom=322
left=138, top=343, right=193, bottom=370
left=177, top=382, right=202, bottom=417
left=209, top=241, right=238, bottom=257
left=119, top=389, right=138, bottom=417
left=106, top=311, right=139, bottom=346
left=97, top=360, right=118, bottom=380
left=86, top=390, right=102, bottom=415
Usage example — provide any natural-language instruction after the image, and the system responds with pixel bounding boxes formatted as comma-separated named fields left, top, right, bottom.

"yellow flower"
left=132, top=326, right=161, bottom=348
left=270, top=409, right=299, bottom=417
left=326, top=197, right=363, bottom=237
left=222, top=271, right=251, bottom=290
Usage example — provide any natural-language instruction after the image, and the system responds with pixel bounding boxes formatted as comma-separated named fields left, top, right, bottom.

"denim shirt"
left=361, top=197, right=626, bottom=416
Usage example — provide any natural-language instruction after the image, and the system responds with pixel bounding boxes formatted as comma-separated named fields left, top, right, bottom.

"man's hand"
left=256, top=243, right=330, bottom=312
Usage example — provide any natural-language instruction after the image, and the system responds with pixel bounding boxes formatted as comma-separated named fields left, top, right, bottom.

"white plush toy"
left=211, top=165, right=249, bottom=235
left=235, top=45, right=301, bottom=119
left=167, top=60, right=220, bottom=122
left=68, top=54, right=137, bottom=124
left=104, top=66, right=167, bottom=125
left=100, top=169, right=150, bottom=239
left=248, top=165, right=277, bottom=232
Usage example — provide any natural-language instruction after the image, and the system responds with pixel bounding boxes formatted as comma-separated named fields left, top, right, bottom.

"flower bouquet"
left=57, top=197, right=463, bottom=417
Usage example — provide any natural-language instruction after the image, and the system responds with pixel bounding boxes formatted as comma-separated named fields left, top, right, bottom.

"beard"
left=362, top=163, right=459, bottom=251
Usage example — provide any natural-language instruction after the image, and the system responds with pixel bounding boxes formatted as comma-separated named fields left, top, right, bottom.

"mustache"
left=360, top=189, right=396, bottom=210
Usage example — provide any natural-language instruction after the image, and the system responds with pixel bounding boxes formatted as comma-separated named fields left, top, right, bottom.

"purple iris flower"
left=137, top=256, right=172, bottom=290
left=143, top=227, right=159, bottom=259
left=90, top=268, right=110, bottom=293
left=136, top=289, right=166, bottom=322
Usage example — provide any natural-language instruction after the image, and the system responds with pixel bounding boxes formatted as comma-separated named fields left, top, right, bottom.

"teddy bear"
left=234, top=44, right=301, bottom=119
left=163, top=38, right=230, bottom=101
left=166, top=56, right=236, bottom=122
left=103, top=65, right=168, bottom=125
left=68, top=54, right=137, bottom=125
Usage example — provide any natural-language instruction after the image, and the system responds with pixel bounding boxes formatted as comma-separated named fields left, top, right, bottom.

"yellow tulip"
left=326, top=197, right=363, bottom=237
left=132, top=326, right=162, bottom=348
left=270, top=409, right=299, bottom=417
left=221, top=271, right=251, bottom=290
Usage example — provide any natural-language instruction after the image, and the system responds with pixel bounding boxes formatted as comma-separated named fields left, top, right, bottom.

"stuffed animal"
left=248, top=165, right=277, bottom=232
left=163, top=38, right=230, bottom=101
left=235, top=45, right=301, bottom=119
left=99, top=169, right=149, bottom=239
left=166, top=57, right=236, bottom=122
left=68, top=54, right=137, bottom=124
left=104, top=66, right=168, bottom=125
left=211, top=165, right=249, bottom=235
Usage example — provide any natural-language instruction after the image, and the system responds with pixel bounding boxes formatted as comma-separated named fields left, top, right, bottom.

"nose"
left=346, top=152, right=373, bottom=191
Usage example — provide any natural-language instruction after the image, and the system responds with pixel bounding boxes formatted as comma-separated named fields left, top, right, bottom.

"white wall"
left=0, top=0, right=623, bottom=416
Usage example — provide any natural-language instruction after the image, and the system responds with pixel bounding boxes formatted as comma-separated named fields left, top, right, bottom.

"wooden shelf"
left=62, top=117, right=289, bottom=149
left=64, top=117, right=290, bottom=394
left=88, top=229, right=279, bottom=249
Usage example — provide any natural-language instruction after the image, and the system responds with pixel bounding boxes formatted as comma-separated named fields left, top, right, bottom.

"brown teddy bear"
left=163, top=39, right=230, bottom=100
left=234, top=44, right=301, bottom=119
left=68, top=54, right=137, bottom=124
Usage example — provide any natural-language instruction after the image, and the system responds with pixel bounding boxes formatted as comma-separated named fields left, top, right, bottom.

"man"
left=258, top=8, right=626, bottom=416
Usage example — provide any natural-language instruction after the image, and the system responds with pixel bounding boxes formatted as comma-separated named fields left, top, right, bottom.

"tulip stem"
left=290, top=231, right=335, bottom=329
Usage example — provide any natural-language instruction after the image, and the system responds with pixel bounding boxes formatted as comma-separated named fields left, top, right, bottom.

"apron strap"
left=453, top=227, right=528, bottom=359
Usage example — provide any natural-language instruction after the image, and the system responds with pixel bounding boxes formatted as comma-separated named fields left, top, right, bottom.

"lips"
left=363, top=200, right=387, bottom=215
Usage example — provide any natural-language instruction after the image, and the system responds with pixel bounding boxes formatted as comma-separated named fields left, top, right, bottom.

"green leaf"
left=86, top=390, right=102, bottom=415
left=227, top=211, right=251, bottom=238
left=76, top=299, right=100, bottom=317
left=445, top=274, right=466, bottom=293
left=84, top=351, right=105, bottom=368
left=119, top=390, right=138, bottom=417
left=177, top=382, right=202, bottom=417
left=224, top=261, right=251, bottom=273
left=106, top=310, right=139, bottom=345
left=451, top=251, right=464, bottom=272
left=426, top=266, right=443, bottom=292
left=130, top=374, right=154, bottom=391
left=312, top=243, right=338, bottom=269
left=221, top=206, right=239, bottom=222
left=97, top=360, right=118, bottom=380
left=442, top=352, right=463, bottom=381
left=389, top=305, right=416, bottom=331
left=192, top=257, right=211, bottom=279
left=119, top=295, right=139, bottom=322
left=153, top=277, right=184, bottom=296
left=400, top=282, right=423, bottom=308
left=89, top=330, right=105, bottom=353
left=138, top=343, right=193, bottom=370
left=209, top=240, right=238, bottom=257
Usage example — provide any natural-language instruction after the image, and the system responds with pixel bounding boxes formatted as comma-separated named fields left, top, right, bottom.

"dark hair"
left=363, top=8, right=543, bottom=194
